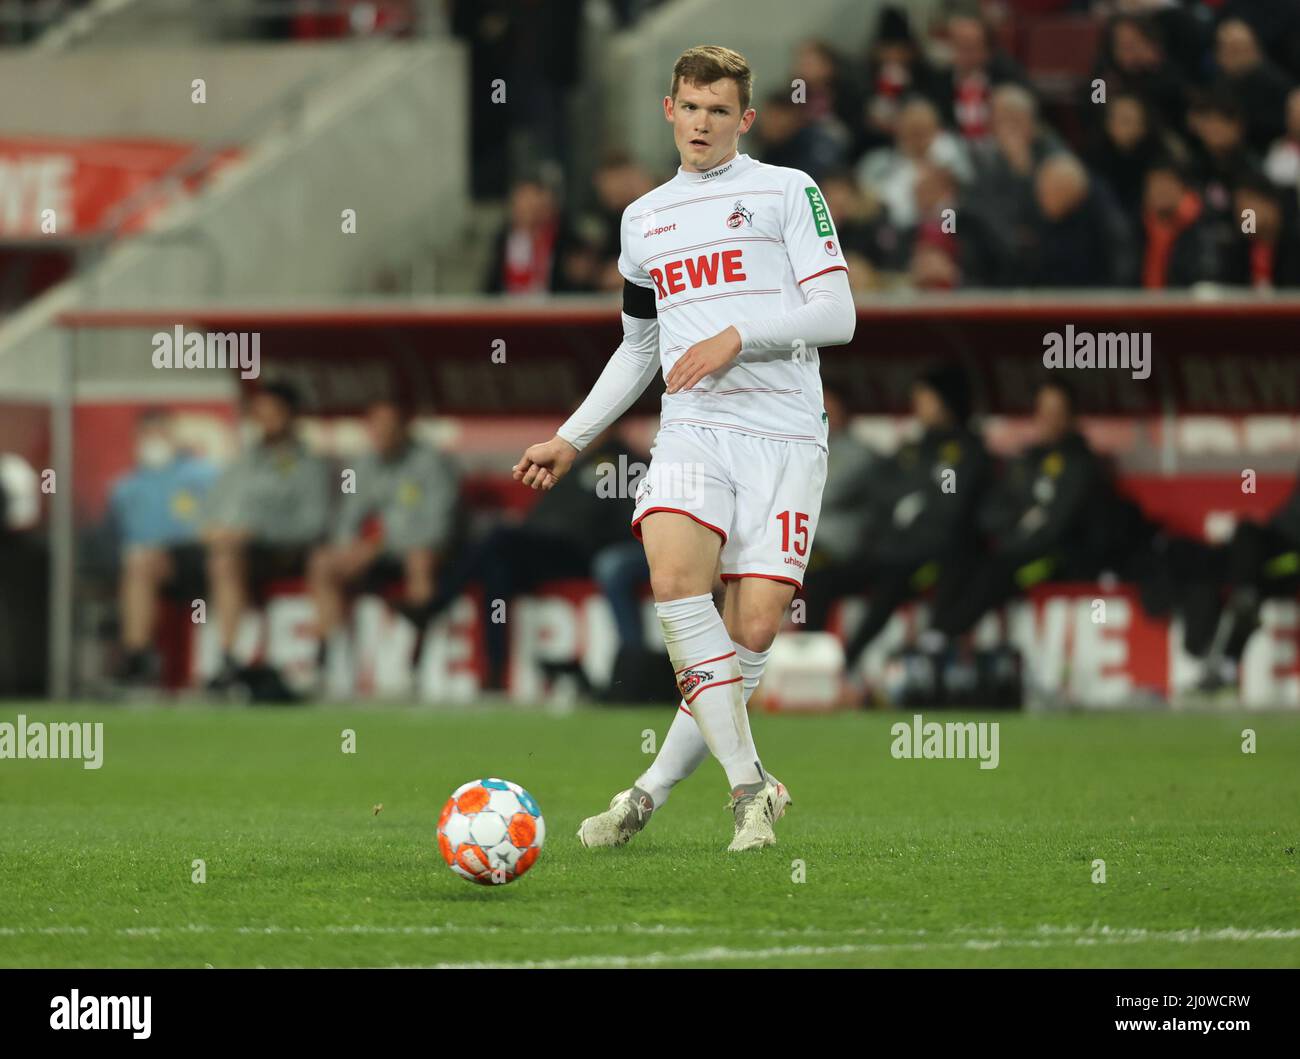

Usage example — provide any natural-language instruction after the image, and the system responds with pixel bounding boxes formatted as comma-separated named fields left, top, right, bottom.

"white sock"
left=660, top=594, right=760, bottom=790
left=635, top=702, right=709, bottom=809
left=735, top=642, right=771, bottom=704
left=637, top=639, right=773, bottom=807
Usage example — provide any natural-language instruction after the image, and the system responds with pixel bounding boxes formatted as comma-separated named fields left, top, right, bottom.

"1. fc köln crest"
left=678, top=667, right=714, bottom=698
left=725, top=201, right=753, bottom=229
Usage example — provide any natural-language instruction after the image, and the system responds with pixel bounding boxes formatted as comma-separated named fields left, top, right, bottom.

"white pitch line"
left=401, top=931, right=1300, bottom=969
left=1, top=923, right=1297, bottom=945
left=410, top=943, right=985, bottom=969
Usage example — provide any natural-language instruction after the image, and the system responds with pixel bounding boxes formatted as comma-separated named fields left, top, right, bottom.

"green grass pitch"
left=1, top=704, right=1297, bottom=968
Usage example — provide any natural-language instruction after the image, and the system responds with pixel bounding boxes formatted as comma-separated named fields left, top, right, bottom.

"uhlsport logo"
left=50, top=990, right=151, bottom=1039
left=677, top=667, right=714, bottom=699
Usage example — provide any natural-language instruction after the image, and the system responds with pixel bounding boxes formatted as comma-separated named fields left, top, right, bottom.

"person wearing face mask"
left=109, top=409, right=219, bottom=686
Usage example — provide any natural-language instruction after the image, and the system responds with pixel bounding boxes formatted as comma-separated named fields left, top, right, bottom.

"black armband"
left=622, top=279, right=657, bottom=320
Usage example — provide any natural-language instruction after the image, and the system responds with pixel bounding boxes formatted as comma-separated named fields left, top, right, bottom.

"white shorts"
left=630, top=423, right=828, bottom=589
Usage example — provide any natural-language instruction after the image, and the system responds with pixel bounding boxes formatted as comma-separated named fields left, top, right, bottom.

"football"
left=436, top=778, right=545, bottom=885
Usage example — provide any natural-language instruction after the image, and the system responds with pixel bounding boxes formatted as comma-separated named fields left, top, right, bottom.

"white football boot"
left=726, top=776, right=792, bottom=852
left=576, top=786, right=655, bottom=848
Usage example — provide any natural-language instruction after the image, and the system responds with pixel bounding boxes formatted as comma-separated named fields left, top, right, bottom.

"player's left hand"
left=665, top=326, right=742, bottom=394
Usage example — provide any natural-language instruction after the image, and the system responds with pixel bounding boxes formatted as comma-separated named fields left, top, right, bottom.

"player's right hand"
left=513, top=435, right=578, bottom=491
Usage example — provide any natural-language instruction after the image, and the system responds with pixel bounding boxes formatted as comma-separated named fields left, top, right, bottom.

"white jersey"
left=618, top=153, right=847, bottom=452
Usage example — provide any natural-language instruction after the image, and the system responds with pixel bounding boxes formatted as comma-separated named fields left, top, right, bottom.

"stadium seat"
left=1023, top=15, right=1104, bottom=100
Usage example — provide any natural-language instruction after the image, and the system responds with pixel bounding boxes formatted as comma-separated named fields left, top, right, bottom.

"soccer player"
left=512, top=46, right=855, bottom=851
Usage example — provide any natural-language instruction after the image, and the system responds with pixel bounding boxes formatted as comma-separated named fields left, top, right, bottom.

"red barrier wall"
left=57, top=297, right=1300, bottom=416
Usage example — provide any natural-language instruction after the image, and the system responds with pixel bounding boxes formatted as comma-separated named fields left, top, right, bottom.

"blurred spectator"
left=909, top=245, right=960, bottom=291
left=1221, top=0, right=1300, bottom=81
left=820, top=169, right=908, bottom=283
left=485, top=179, right=586, bottom=294
left=1124, top=9, right=1198, bottom=84
left=591, top=539, right=651, bottom=653
left=1139, top=158, right=1231, bottom=288
left=1224, top=176, right=1300, bottom=288
left=582, top=153, right=656, bottom=291
left=753, top=89, right=849, bottom=181
left=910, top=160, right=1015, bottom=290
left=408, top=429, right=636, bottom=692
left=110, top=410, right=218, bottom=685
left=791, top=39, right=864, bottom=140
left=1263, top=86, right=1300, bottom=198
left=307, top=398, right=460, bottom=675
left=1212, top=17, right=1293, bottom=155
left=856, top=97, right=970, bottom=229
left=1102, top=0, right=1213, bottom=84
left=834, top=362, right=990, bottom=670
left=906, top=163, right=966, bottom=290
left=1091, top=14, right=1192, bottom=139
left=1186, top=89, right=1262, bottom=222
left=857, top=4, right=939, bottom=156
left=572, top=442, right=656, bottom=659
left=204, top=382, right=331, bottom=691
left=1086, top=91, right=1183, bottom=229
left=1182, top=468, right=1300, bottom=694
left=1027, top=154, right=1134, bottom=287
left=798, top=387, right=881, bottom=633
left=961, top=84, right=1064, bottom=283
left=930, top=11, right=1028, bottom=140
left=927, top=376, right=1106, bottom=642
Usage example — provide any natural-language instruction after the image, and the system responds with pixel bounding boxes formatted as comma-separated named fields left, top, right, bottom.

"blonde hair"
left=670, top=45, right=753, bottom=111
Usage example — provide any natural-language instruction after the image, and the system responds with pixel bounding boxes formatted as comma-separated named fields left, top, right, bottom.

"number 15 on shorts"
left=776, top=510, right=810, bottom=556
